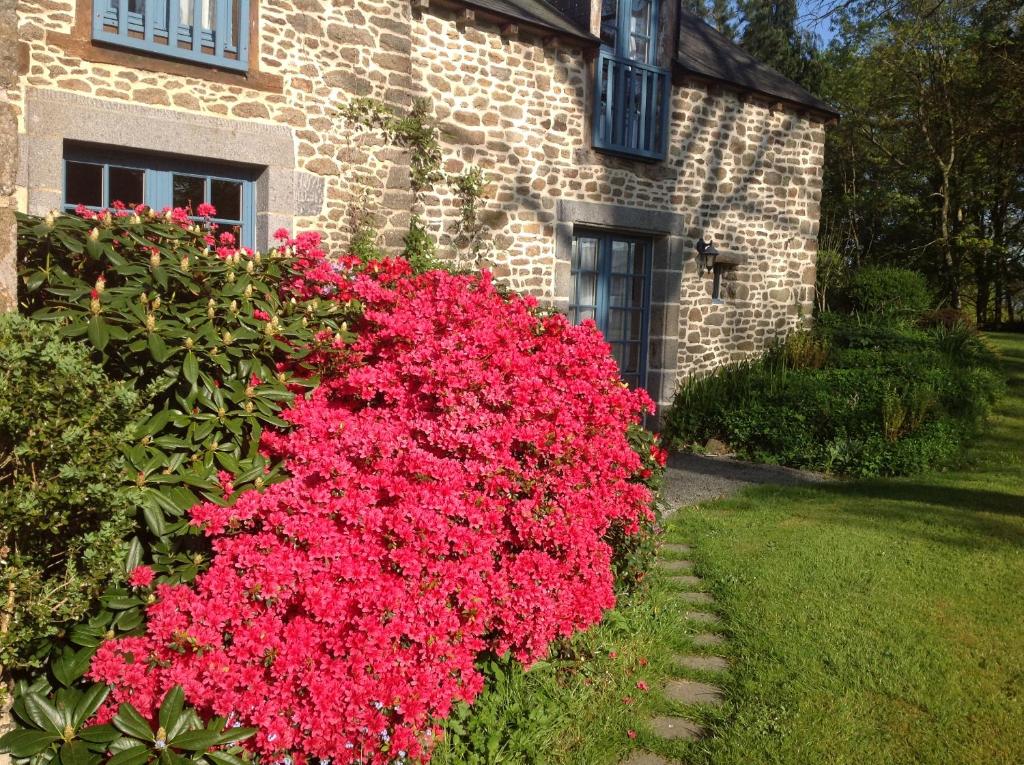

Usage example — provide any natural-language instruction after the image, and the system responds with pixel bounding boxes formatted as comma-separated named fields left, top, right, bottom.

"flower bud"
left=180, top=255, right=190, bottom=272
left=246, top=259, right=255, bottom=274
left=150, top=250, right=161, bottom=269
left=244, top=401, right=254, bottom=413
left=88, top=227, right=99, bottom=241
left=184, top=337, right=194, bottom=350
left=152, top=296, right=161, bottom=310
left=244, top=283, right=253, bottom=298
left=230, top=300, right=238, bottom=315
left=227, top=271, right=236, bottom=283
left=44, top=211, right=56, bottom=229
left=94, top=275, right=106, bottom=294
left=145, top=314, right=156, bottom=332
left=222, top=330, right=233, bottom=345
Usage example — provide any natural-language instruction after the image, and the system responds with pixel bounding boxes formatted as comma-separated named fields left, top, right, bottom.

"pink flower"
left=274, top=228, right=291, bottom=240
left=627, top=730, right=637, bottom=740
left=636, top=681, right=649, bottom=692
left=127, top=565, right=155, bottom=588
left=196, top=203, right=217, bottom=218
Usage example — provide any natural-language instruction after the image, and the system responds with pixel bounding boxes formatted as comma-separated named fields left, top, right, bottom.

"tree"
left=738, top=0, right=822, bottom=90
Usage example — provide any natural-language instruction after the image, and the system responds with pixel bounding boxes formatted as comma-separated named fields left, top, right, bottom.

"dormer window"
left=593, top=0, right=670, bottom=160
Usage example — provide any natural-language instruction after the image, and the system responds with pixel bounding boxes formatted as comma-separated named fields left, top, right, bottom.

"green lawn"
left=664, top=332, right=1024, bottom=764
left=435, top=333, right=1024, bottom=765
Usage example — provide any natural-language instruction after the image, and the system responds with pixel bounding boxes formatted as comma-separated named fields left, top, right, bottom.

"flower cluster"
left=90, top=267, right=655, bottom=764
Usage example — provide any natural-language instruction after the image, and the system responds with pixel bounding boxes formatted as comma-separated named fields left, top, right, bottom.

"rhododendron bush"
left=89, top=266, right=658, bottom=764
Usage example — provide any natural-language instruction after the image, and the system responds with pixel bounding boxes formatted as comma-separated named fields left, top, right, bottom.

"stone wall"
left=1, top=0, right=17, bottom=312
left=409, top=4, right=825, bottom=407
left=13, top=0, right=417, bottom=250
left=13, top=0, right=827, bottom=409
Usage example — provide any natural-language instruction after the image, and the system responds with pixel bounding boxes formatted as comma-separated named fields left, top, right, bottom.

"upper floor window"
left=92, top=0, right=251, bottom=71
left=600, top=0, right=660, bottom=65
left=593, top=0, right=670, bottom=160
left=64, top=146, right=257, bottom=248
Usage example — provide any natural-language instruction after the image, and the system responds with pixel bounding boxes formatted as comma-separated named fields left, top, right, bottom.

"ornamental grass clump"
left=89, top=267, right=659, bottom=764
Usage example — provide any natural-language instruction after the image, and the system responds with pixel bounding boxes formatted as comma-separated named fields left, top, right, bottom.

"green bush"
left=662, top=313, right=1002, bottom=477
left=0, top=314, right=144, bottom=672
left=841, top=265, right=933, bottom=319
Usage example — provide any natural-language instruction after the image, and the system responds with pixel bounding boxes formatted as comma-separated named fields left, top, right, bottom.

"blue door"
left=569, top=230, right=652, bottom=389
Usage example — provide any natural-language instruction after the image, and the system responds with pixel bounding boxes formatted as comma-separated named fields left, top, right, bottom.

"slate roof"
left=675, top=9, right=838, bottom=117
left=460, top=0, right=599, bottom=41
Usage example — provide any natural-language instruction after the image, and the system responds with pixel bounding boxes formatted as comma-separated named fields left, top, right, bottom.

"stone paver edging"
left=622, top=540, right=730, bottom=763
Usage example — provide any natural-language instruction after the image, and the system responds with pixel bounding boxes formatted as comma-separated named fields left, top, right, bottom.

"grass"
left=664, top=331, right=1024, bottom=765
left=435, top=333, right=1024, bottom=764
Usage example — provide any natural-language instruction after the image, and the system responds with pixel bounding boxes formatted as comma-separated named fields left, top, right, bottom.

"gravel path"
left=660, top=452, right=830, bottom=512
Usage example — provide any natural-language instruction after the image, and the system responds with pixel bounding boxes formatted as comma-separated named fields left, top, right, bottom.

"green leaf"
left=148, top=333, right=169, bottom=363
left=106, top=744, right=152, bottom=765
left=204, top=751, right=248, bottom=765
left=166, top=730, right=220, bottom=752
left=86, top=316, right=110, bottom=351
left=72, top=685, right=109, bottom=727
left=77, top=725, right=120, bottom=744
left=59, top=740, right=97, bottom=765
left=142, top=506, right=167, bottom=538
left=0, top=729, right=60, bottom=757
left=23, top=693, right=66, bottom=735
left=213, top=727, right=255, bottom=746
left=157, top=688, right=184, bottom=735
left=125, top=538, right=145, bottom=573
left=113, top=704, right=154, bottom=742
left=53, top=647, right=96, bottom=688
left=182, top=353, right=199, bottom=386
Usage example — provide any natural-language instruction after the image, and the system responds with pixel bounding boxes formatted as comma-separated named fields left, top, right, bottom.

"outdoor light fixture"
left=697, top=238, right=719, bottom=273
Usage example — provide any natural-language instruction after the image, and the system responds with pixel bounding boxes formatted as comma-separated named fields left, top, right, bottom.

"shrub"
left=841, top=265, right=933, bottom=319
left=662, top=313, right=1002, bottom=477
left=0, top=314, right=143, bottom=673
left=87, top=270, right=657, bottom=764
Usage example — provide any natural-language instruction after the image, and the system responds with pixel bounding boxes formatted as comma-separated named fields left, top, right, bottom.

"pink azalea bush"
left=89, top=259, right=656, bottom=764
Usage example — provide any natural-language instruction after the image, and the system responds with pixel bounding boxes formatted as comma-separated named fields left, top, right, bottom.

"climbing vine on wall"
left=338, top=97, right=491, bottom=270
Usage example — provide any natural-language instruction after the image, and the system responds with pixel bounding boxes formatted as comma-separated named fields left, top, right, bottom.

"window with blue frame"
left=569, top=230, right=652, bottom=389
left=594, top=0, right=671, bottom=160
left=63, top=147, right=257, bottom=248
left=92, top=0, right=250, bottom=71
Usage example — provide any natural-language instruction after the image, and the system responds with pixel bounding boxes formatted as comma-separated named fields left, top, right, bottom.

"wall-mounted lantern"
left=697, top=238, right=719, bottom=273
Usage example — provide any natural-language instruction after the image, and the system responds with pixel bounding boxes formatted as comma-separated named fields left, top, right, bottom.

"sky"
left=797, top=0, right=839, bottom=46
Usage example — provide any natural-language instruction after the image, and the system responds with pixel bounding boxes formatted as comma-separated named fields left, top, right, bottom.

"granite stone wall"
left=409, top=5, right=825, bottom=408
left=13, top=0, right=827, bottom=407
left=0, top=0, right=18, bottom=312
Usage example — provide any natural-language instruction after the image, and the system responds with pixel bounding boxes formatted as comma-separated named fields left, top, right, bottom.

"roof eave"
left=436, top=0, right=601, bottom=46
left=673, top=62, right=841, bottom=122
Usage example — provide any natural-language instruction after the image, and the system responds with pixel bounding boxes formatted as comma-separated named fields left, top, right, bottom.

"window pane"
left=173, top=174, right=206, bottom=211
left=629, top=36, right=649, bottom=63
left=179, top=0, right=214, bottom=29
left=577, top=307, right=596, bottom=324
left=600, top=0, right=617, bottom=48
left=128, top=0, right=145, bottom=13
left=108, top=166, right=145, bottom=207
left=574, top=273, right=597, bottom=307
left=609, top=276, right=628, bottom=307
left=65, top=161, right=103, bottom=207
left=621, top=343, right=640, bottom=373
left=629, top=0, right=651, bottom=40
left=574, top=237, right=599, bottom=272
left=608, top=310, right=628, bottom=341
left=211, top=179, right=242, bottom=220
left=611, top=240, right=632, bottom=273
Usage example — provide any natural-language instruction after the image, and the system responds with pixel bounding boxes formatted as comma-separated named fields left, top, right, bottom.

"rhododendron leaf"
left=147, top=333, right=169, bottom=363
left=114, top=608, right=144, bottom=631
left=21, top=693, right=65, bottom=736
left=204, top=750, right=248, bottom=765
left=0, top=729, right=60, bottom=757
left=157, top=687, right=185, bottom=734
left=112, top=704, right=153, bottom=742
left=77, top=724, right=119, bottom=745
left=137, top=410, right=173, bottom=439
left=52, top=647, right=95, bottom=688
left=124, top=538, right=145, bottom=573
left=165, top=730, right=220, bottom=752
left=87, top=318, right=109, bottom=352
left=58, top=739, right=96, bottom=765
left=106, top=744, right=151, bottom=765
left=211, top=729, right=255, bottom=747
left=100, top=594, right=143, bottom=610
left=142, top=506, right=168, bottom=538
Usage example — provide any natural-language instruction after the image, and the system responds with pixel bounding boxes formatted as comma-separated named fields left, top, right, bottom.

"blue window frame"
left=594, top=0, right=671, bottom=160
left=569, top=230, right=653, bottom=389
left=63, top=146, right=257, bottom=248
left=92, top=0, right=250, bottom=71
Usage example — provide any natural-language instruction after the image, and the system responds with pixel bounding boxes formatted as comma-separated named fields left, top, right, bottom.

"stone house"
left=5, top=0, right=836, bottom=415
